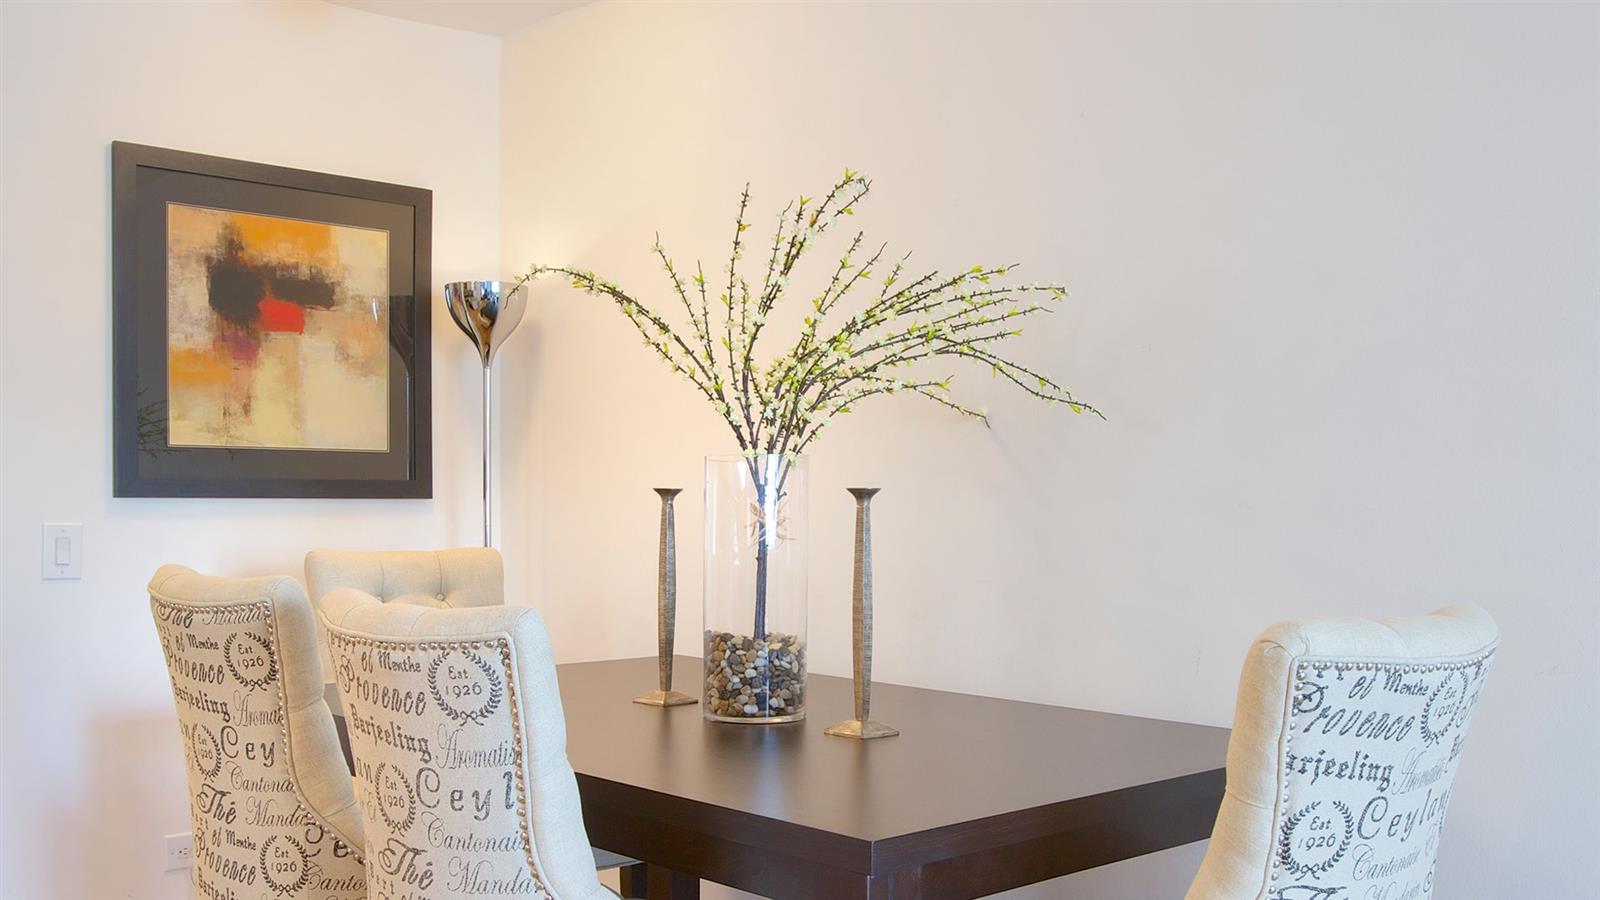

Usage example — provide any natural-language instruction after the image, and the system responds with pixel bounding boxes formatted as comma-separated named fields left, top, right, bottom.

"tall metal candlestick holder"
left=825, top=488, right=898, bottom=739
left=635, top=488, right=696, bottom=707
left=443, top=280, right=527, bottom=548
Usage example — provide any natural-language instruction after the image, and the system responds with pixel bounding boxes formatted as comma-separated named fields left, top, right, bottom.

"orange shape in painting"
left=169, top=347, right=231, bottom=386
left=257, top=296, right=306, bottom=333
left=230, top=215, right=339, bottom=270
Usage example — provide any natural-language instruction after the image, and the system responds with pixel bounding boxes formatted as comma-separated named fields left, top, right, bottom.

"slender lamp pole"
left=482, top=363, right=492, bottom=546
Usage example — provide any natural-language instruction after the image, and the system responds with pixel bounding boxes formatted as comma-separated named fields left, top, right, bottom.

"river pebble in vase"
left=704, top=631, right=805, bottom=719
left=703, top=453, right=808, bottom=723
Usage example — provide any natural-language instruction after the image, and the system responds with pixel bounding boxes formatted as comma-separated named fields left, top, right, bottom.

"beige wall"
left=0, top=3, right=500, bottom=898
left=2, top=2, right=1596, bottom=898
left=498, top=3, right=1598, bottom=898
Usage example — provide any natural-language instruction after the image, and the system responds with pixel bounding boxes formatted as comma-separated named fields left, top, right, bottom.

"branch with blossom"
left=526, top=171, right=1097, bottom=639
left=525, top=169, right=1100, bottom=471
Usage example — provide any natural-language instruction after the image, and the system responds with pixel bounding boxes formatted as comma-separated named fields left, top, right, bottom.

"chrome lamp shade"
left=445, top=280, right=527, bottom=368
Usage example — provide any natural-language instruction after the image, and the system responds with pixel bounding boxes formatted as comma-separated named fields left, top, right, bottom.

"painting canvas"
left=165, top=205, right=390, bottom=451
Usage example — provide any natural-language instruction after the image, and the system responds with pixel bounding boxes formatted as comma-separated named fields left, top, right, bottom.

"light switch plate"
left=42, top=523, right=82, bottom=580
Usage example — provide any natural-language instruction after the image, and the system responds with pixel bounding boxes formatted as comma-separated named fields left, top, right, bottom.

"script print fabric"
left=329, top=631, right=551, bottom=899
left=1270, top=651, right=1494, bottom=900
left=152, top=596, right=366, bottom=900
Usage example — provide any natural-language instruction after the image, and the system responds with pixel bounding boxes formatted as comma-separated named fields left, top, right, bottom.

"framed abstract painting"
left=112, top=142, right=432, bottom=497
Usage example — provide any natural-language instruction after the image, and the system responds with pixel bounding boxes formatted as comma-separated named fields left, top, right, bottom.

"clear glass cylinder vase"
left=703, top=453, right=808, bottom=723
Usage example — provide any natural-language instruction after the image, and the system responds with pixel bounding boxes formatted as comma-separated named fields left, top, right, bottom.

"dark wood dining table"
left=328, top=655, right=1228, bottom=899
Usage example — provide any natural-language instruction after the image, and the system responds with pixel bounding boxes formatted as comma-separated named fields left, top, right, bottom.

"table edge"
left=868, top=766, right=1226, bottom=871
left=575, top=772, right=875, bottom=872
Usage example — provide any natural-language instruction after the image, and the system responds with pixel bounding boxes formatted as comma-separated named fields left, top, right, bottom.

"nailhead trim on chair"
left=326, top=630, right=551, bottom=899
left=153, top=595, right=365, bottom=864
left=1267, top=650, right=1496, bottom=886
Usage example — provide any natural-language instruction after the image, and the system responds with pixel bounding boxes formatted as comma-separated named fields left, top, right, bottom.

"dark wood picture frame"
left=112, top=142, right=432, bottom=498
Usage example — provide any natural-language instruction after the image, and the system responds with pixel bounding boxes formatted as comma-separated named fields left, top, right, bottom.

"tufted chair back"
left=148, top=565, right=365, bottom=900
left=305, top=548, right=504, bottom=671
left=1187, top=605, right=1497, bottom=900
left=320, top=588, right=613, bottom=900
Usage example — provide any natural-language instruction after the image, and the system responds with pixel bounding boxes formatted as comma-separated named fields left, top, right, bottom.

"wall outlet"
left=164, top=832, right=193, bottom=871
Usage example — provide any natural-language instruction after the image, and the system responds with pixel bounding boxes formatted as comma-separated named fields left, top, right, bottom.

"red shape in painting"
left=257, top=296, right=306, bottom=333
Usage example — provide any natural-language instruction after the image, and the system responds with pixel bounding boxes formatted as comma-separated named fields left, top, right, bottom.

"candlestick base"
left=633, top=689, right=697, bottom=707
left=824, top=718, right=899, bottom=740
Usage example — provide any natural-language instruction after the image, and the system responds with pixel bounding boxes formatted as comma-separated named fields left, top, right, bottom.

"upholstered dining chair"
left=1187, top=604, right=1497, bottom=900
left=148, top=565, right=365, bottom=899
left=305, top=547, right=505, bottom=671
left=320, top=586, right=617, bottom=900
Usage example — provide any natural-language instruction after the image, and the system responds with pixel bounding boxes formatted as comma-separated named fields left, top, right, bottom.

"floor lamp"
left=444, top=280, right=527, bottom=547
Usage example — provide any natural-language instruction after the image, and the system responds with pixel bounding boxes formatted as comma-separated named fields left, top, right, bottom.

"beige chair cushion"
left=305, top=547, right=505, bottom=672
left=148, top=565, right=365, bottom=899
left=1188, top=605, right=1498, bottom=900
left=321, top=588, right=612, bottom=900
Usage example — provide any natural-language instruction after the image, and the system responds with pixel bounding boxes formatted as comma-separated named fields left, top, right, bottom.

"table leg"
left=642, top=864, right=699, bottom=900
left=617, top=863, right=646, bottom=898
